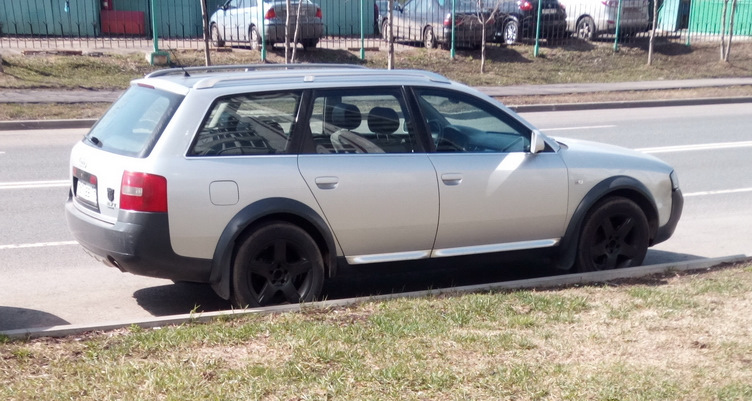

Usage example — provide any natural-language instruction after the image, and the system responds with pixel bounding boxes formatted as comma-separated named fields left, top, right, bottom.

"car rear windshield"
left=84, top=84, right=184, bottom=158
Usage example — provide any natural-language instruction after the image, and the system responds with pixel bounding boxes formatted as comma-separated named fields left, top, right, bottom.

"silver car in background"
left=386, top=0, right=495, bottom=48
left=65, top=64, right=682, bottom=308
left=558, top=0, right=650, bottom=40
left=210, top=0, right=324, bottom=50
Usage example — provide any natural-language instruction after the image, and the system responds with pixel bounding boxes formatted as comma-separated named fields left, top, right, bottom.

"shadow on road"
left=0, top=307, right=69, bottom=331
left=129, top=249, right=711, bottom=318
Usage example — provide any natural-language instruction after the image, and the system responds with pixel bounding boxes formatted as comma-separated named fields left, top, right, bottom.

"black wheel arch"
left=554, top=176, right=659, bottom=271
left=209, top=197, right=337, bottom=300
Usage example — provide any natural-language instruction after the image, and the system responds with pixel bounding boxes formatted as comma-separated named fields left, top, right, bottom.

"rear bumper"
left=65, top=196, right=212, bottom=283
left=264, top=21, right=324, bottom=43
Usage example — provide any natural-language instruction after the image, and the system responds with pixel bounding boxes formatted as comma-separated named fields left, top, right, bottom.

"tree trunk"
left=291, top=0, right=303, bottom=63
left=647, top=0, right=659, bottom=65
left=285, top=0, right=292, bottom=64
left=724, top=0, right=738, bottom=62
left=388, top=0, right=395, bottom=69
left=720, top=0, right=728, bottom=61
left=200, top=0, right=211, bottom=66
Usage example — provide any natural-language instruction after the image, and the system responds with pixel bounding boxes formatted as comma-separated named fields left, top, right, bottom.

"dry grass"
left=2, top=263, right=751, bottom=400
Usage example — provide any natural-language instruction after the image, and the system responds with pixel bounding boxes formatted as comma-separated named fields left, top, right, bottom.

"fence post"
left=148, top=0, right=170, bottom=65
left=533, top=0, right=543, bottom=57
left=450, top=0, right=456, bottom=59
left=613, top=0, right=623, bottom=52
left=360, top=0, right=366, bottom=59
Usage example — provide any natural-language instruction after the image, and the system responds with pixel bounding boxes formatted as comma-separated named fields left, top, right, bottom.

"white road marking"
left=684, top=188, right=752, bottom=197
left=0, top=241, right=79, bottom=250
left=0, top=180, right=69, bottom=190
left=636, top=141, right=752, bottom=154
left=541, top=125, right=616, bottom=131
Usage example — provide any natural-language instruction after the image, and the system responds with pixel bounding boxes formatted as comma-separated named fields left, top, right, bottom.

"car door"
left=225, top=0, right=245, bottom=41
left=297, top=87, right=439, bottom=264
left=412, top=87, right=570, bottom=257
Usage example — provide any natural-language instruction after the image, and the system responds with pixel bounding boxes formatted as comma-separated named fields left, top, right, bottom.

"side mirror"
left=530, top=130, right=546, bottom=154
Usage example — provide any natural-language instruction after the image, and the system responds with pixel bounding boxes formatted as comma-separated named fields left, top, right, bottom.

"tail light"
left=443, top=13, right=464, bottom=27
left=315, top=7, right=322, bottom=19
left=519, top=1, right=534, bottom=11
left=265, top=7, right=277, bottom=19
left=120, top=171, right=168, bottom=213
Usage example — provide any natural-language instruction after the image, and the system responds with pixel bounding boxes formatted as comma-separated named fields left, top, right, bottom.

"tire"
left=232, top=222, right=325, bottom=308
left=576, top=16, right=596, bottom=41
left=249, top=26, right=260, bottom=51
left=301, top=39, right=318, bottom=50
left=575, top=198, right=649, bottom=272
left=381, top=19, right=392, bottom=42
left=503, top=19, right=520, bottom=45
left=211, top=24, right=225, bottom=47
left=423, top=26, right=437, bottom=49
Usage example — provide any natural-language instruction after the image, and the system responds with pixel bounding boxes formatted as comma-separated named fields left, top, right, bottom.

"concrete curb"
left=3, top=254, right=748, bottom=340
left=3, top=96, right=752, bottom=131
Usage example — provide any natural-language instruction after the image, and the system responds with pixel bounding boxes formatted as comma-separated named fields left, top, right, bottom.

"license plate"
left=542, top=9, right=557, bottom=14
left=77, top=179, right=98, bottom=206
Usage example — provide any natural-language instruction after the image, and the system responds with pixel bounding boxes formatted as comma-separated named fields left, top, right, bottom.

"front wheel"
left=232, top=222, right=325, bottom=308
left=575, top=198, right=649, bottom=272
left=211, top=24, right=224, bottom=47
left=576, top=16, right=596, bottom=41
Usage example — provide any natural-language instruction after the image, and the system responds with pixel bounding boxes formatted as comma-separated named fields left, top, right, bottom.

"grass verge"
left=2, top=262, right=751, bottom=400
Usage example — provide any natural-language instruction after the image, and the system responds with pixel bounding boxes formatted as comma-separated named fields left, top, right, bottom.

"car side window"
left=188, top=91, right=301, bottom=156
left=306, top=88, right=419, bottom=154
left=414, top=88, right=532, bottom=153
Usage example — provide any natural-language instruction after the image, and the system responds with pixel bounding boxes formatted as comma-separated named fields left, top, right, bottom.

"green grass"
left=2, top=263, right=752, bottom=400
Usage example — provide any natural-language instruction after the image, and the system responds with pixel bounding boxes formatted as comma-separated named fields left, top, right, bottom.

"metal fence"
left=1, top=0, right=749, bottom=54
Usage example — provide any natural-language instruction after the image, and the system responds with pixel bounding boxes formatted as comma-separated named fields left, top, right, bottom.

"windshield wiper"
left=87, top=136, right=103, bottom=147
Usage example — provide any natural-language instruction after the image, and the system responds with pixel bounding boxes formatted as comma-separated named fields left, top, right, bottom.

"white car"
left=65, top=64, right=683, bottom=308
left=210, top=0, right=324, bottom=50
left=558, top=0, right=650, bottom=40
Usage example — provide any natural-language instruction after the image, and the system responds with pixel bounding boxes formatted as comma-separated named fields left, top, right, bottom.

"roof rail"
left=145, top=63, right=367, bottom=78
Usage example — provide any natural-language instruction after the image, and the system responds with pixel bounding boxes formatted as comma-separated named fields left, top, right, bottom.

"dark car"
left=495, top=0, right=567, bottom=44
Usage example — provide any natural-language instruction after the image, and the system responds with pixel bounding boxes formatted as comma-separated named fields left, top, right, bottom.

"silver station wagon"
left=65, top=65, right=683, bottom=307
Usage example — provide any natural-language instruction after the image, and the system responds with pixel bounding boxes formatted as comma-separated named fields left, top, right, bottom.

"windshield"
left=85, top=85, right=184, bottom=158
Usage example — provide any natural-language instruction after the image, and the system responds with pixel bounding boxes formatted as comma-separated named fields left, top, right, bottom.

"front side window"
left=85, top=84, right=183, bottom=158
left=414, top=88, right=532, bottom=153
left=189, top=91, right=301, bottom=156
left=307, top=88, right=419, bottom=154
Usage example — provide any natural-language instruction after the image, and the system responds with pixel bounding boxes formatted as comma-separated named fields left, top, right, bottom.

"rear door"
left=297, top=87, right=439, bottom=264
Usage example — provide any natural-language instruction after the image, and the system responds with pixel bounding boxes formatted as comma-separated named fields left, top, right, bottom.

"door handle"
left=315, top=176, right=339, bottom=190
left=441, top=173, right=463, bottom=186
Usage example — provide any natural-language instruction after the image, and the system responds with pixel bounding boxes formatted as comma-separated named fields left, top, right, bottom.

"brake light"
left=519, top=1, right=534, bottom=11
left=444, top=13, right=452, bottom=27
left=120, top=171, right=168, bottom=213
left=265, top=7, right=276, bottom=19
left=315, top=7, right=322, bottom=19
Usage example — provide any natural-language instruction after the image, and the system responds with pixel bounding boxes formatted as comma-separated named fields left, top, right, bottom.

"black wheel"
left=423, top=26, right=437, bottom=49
left=249, top=26, right=260, bottom=51
left=301, top=39, right=318, bottom=50
left=575, top=198, right=649, bottom=272
left=211, top=23, right=225, bottom=47
left=503, top=19, right=520, bottom=45
left=381, top=19, right=392, bottom=42
left=232, top=222, right=325, bottom=307
left=576, top=16, right=596, bottom=41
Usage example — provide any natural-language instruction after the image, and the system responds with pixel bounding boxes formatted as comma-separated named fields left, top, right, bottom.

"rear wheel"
left=576, top=16, right=596, bottom=41
left=575, top=198, right=649, bottom=272
left=232, top=222, right=325, bottom=308
left=381, top=19, right=393, bottom=42
left=211, top=24, right=224, bottom=47
left=301, top=39, right=318, bottom=50
left=503, top=19, right=520, bottom=45
left=423, top=26, right=437, bottom=49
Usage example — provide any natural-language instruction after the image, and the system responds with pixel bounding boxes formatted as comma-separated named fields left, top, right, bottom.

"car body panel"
left=210, top=0, right=323, bottom=44
left=558, top=0, right=650, bottom=36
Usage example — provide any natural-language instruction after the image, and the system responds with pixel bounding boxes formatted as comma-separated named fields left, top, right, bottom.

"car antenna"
left=167, top=47, right=191, bottom=77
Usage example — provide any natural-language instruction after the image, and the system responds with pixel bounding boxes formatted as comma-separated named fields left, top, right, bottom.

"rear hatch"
left=70, top=84, right=184, bottom=223
left=266, top=0, right=320, bottom=21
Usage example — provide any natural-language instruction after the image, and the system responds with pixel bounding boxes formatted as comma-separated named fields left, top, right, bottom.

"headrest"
left=331, top=103, right=362, bottom=131
left=367, top=107, right=400, bottom=135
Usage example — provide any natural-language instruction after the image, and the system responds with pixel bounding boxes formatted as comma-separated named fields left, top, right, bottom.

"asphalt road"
left=1, top=103, right=751, bottom=332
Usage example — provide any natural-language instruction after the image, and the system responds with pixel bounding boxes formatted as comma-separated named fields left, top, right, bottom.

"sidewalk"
left=2, top=77, right=752, bottom=130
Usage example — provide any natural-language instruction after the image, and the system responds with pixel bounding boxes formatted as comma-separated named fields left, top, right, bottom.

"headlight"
left=670, top=170, right=680, bottom=191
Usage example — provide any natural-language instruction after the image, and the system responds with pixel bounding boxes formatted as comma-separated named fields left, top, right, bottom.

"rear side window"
left=188, top=91, right=301, bottom=156
left=85, top=85, right=184, bottom=158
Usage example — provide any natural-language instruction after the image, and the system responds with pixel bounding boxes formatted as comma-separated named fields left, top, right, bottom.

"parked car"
left=385, top=0, right=495, bottom=48
left=557, top=0, right=650, bottom=40
left=66, top=64, right=682, bottom=308
left=209, top=0, right=324, bottom=50
left=494, top=0, right=567, bottom=44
